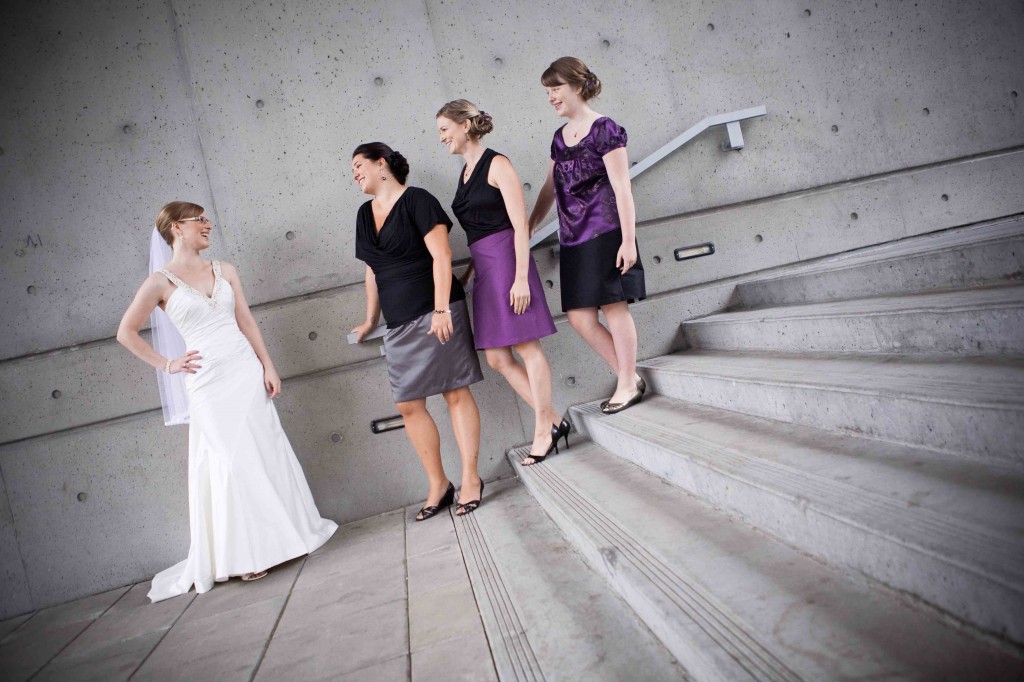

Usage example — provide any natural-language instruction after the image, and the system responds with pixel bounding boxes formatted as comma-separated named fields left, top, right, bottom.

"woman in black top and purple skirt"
left=349, top=143, right=486, bottom=518
left=436, top=100, right=569, bottom=465
left=529, top=57, right=647, bottom=414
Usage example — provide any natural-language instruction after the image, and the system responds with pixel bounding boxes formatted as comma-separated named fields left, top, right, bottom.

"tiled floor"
left=0, top=507, right=497, bottom=682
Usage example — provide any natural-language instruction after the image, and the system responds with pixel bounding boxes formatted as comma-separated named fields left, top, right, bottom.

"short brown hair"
left=436, top=99, right=494, bottom=140
left=541, top=56, right=602, bottom=100
left=155, top=201, right=204, bottom=246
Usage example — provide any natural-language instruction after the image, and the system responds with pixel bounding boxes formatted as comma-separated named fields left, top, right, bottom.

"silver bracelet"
left=434, top=309, right=451, bottom=315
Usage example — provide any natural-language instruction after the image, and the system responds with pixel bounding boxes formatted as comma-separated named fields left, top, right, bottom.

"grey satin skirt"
left=383, top=300, right=484, bottom=403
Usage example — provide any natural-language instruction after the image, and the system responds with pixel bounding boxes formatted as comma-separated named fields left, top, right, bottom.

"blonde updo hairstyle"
left=436, top=99, right=494, bottom=140
left=541, top=56, right=602, bottom=100
left=155, top=201, right=205, bottom=247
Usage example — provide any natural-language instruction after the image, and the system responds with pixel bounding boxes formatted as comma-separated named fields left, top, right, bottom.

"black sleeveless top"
left=451, top=148, right=515, bottom=245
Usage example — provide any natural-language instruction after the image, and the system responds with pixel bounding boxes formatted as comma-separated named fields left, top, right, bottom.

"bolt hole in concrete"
left=850, top=212, right=859, bottom=220
left=602, top=39, right=611, bottom=48
left=923, top=107, right=930, bottom=116
left=755, top=234, right=764, bottom=243
left=494, top=57, right=503, bottom=65
left=785, top=32, right=791, bottom=38
left=941, top=194, right=949, bottom=201
left=831, top=124, right=839, bottom=133
left=27, top=285, right=36, bottom=294
left=308, top=331, right=318, bottom=341
left=285, top=230, right=296, bottom=240
left=1012, top=91, right=1018, bottom=98
left=707, top=23, right=714, bottom=30
left=330, top=433, right=342, bottom=443
left=653, top=255, right=662, bottom=264
left=51, top=390, right=62, bottom=399
left=77, top=492, right=87, bottom=502
left=804, top=8, right=811, bottom=16
left=122, top=124, right=132, bottom=134
left=523, top=182, right=532, bottom=191
left=374, top=76, right=384, bottom=86
left=565, top=376, right=576, bottom=386
left=256, top=99, right=265, bottom=109
left=545, top=279, right=554, bottom=289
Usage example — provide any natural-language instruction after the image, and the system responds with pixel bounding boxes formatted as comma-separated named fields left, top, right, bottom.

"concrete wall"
left=1, top=0, right=1022, bottom=617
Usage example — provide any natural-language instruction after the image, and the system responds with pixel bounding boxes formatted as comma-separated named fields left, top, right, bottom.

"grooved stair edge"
left=453, top=508, right=545, bottom=682
left=639, top=354, right=1024, bottom=465
left=509, top=446, right=801, bottom=682
left=571, top=399, right=1024, bottom=646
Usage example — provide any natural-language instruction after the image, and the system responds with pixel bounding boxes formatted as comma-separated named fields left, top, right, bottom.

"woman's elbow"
left=115, top=325, right=134, bottom=348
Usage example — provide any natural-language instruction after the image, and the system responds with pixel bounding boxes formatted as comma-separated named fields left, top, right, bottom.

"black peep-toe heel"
left=523, top=418, right=572, bottom=466
left=456, top=480, right=485, bottom=516
left=416, top=481, right=455, bottom=522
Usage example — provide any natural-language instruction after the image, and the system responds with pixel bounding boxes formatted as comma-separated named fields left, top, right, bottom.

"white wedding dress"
left=148, top=261, right=337, bottom=602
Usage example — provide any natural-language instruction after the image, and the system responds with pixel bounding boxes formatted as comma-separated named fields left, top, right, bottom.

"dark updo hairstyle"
left=435, top=99, right=494, bottom=140
left=155, top=201, right=204, bottom=247
left=351, top=142, right=410, bottom=185
left=541, top=56, right=602, bottom=101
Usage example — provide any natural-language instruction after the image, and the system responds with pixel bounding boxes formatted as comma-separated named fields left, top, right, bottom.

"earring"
left=381, top=175, right=387, bottom=181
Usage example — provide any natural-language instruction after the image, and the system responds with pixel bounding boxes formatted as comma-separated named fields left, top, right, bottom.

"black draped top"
left=451, top=148, right=515, bottom=245
left=354, top=186, right=465, bottom=328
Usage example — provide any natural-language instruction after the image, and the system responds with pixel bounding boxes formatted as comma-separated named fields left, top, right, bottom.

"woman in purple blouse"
left=529, top=56, right=647, bottom=414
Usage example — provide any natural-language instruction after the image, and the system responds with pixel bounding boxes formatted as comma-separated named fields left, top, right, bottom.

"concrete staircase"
left=463, top=217, right=1024, bottom=679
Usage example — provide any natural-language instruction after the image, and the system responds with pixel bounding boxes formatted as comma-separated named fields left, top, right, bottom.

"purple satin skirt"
left=468, top=229, right=557, bottom=350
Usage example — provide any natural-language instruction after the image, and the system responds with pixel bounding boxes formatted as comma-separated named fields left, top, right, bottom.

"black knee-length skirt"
left=560, top=228, right=647, bottom=311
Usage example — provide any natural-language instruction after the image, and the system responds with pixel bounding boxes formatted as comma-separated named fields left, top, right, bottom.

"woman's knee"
left=442, top=386, right=474, bottom=408
left=485, top=348, right=515, bottom=372
left=395, top=399, right=427, bottom=418
left=567, top=308, right=598, bottom=333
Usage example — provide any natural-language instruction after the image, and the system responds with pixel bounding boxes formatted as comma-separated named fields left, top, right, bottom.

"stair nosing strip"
left=511, top=446, right=803, bottom=682
left=686, top=299, right=1024, bottom=325
left=575, top=401, right=1024, bottom=588
left=637, top=360, right=1024, bottom=411
left=456, top=507, right=545, bottom=682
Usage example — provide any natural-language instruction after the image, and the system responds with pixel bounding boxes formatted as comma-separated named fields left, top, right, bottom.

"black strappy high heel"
left=456, top=480, right=485, bottom=516
left=416, top=481, right=455, bottom=522
left=522, top=418, right=572, bottom=466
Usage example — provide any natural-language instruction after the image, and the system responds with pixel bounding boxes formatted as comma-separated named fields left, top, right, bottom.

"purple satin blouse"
left=550, top=117, right=628, bottom=247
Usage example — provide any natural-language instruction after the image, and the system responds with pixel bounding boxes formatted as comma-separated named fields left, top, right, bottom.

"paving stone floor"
left=0, top=506, right=497, bottom=682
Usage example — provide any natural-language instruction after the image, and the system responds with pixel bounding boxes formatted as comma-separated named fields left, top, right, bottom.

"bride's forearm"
left=116, top=328, right=170, bottom=371
left=237, top=316, right=276, bottom=369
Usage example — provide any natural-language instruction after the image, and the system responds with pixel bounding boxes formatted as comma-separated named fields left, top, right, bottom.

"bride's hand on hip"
left=616, top=241, right=638, bottom=274
left=170, top=350, right=202, bottom=374
left=264, top=365, right=282, bottom=398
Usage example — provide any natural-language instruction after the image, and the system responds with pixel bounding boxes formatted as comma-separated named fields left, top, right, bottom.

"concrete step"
left=452, top=478, right=687, bottom=681
left=638, top=351, right=1024, bottom=466
left=569, top=396, right=1024, bottom=644
left=508, top=441, right=1024, bottom=681
left=733, top=214, right=1024, bottom=308
left=685, top=284, right=1024, bottom=355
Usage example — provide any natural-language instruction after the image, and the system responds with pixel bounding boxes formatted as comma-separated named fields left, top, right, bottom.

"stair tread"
left=571, top=396, right=1024, bottom=586
left=455, top=479, right=687, bottom=681
left=695, top=284, right=1024, bottom=322
left=640, top=351, right=1024, bottom=409
left=740, top=215, right=1024, bottom=286
left=510, top=441, right=1024, bottom=679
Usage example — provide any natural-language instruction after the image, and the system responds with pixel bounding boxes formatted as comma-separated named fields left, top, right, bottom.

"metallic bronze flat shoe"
left=600, top=387, right=644, bottom=415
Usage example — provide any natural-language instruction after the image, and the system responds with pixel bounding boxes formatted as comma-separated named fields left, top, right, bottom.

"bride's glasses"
left=179, top=216, right=211, bottom=225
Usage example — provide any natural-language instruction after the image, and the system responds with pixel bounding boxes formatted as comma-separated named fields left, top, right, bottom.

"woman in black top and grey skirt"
left=350, top=142, right=486, bottom=518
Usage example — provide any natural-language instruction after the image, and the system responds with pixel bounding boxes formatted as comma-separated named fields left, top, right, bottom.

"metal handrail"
left=348, top=105, right=767, bottom=345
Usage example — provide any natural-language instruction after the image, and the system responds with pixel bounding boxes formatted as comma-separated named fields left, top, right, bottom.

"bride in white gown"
left=117, top=201, right=337, bottom=602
